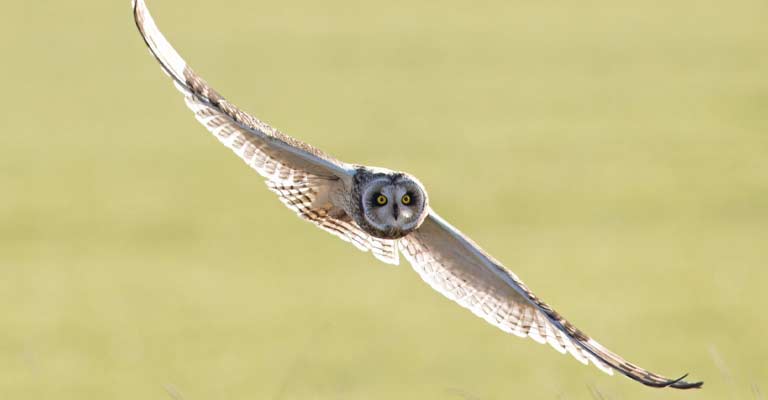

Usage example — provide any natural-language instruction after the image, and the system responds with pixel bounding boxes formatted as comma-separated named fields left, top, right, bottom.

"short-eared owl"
left=133, top=0, right=701, bottom=389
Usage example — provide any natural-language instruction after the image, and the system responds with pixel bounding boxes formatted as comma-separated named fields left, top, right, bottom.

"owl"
left=133, top=0, right=701, bottom=389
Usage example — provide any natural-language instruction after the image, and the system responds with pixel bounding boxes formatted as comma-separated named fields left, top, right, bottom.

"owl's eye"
left=401, top=194, right=412, bottom=205
left=376, top=194, right=388, bottom=206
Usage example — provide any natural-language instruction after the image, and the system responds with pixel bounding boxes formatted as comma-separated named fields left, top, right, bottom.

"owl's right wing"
left=399, top=211, right=702, bottom=389
left=132, top=0, right=399, bottom=265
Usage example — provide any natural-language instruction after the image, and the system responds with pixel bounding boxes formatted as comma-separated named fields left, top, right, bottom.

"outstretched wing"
left=132, top=0, right=398, bottom=265
left=399, top=211, right=702, bottom=389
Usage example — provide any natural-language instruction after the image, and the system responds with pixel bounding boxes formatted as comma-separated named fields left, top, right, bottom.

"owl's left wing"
left=132, top=0, right=398, bottom=265
left=399, top=211, right=702, bottom=389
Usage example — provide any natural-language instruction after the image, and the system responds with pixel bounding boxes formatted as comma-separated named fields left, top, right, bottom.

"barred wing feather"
left=133, top=0, right=398, bottom=265
left=400, top=212, right=702, bottom=389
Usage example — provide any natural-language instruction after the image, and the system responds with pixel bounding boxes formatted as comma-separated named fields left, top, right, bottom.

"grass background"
left=1, top=0, right=766, bottom=399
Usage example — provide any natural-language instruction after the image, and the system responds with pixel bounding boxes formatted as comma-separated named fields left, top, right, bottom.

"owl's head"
left=354, top=170, right=429, bottom=239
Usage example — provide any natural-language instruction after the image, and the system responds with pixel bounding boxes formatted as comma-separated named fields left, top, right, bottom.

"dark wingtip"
left=670, top=380, right=704, bottom=389
left=666, top=373, right=704, bottom=390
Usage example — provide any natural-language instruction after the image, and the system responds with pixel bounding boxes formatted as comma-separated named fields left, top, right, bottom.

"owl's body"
left=132, top=0, right=701, bottom=390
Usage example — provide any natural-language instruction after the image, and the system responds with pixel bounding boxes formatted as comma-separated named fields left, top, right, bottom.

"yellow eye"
left=401, top=194, right=412, bottom=205
left=376, top=194, right=388, bottom=206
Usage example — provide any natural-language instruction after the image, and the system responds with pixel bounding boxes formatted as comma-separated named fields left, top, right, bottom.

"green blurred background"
left=1, top=0, right=766, bottom=399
